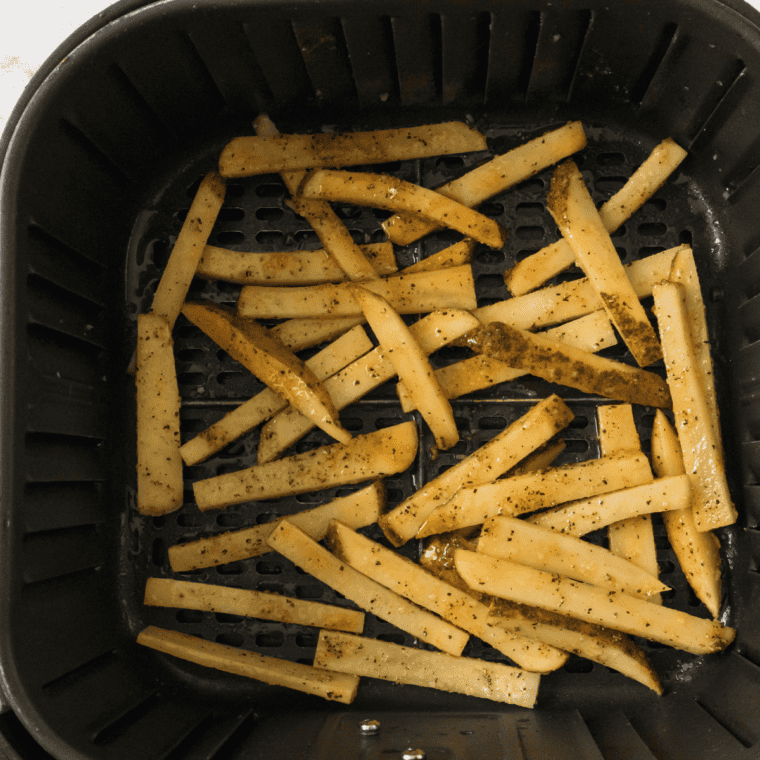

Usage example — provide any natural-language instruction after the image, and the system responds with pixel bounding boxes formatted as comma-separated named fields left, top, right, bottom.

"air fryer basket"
left=2, top=0, right=760, bottom=758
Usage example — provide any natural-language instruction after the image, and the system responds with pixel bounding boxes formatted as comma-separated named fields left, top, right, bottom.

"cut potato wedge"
left=315, top=630, right=540, bottom=707
left=194, top=421, right=417, bottom=511
left=137, top=626, right=359, bottom=703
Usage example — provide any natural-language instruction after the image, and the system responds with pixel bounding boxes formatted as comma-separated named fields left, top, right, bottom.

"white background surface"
left=3, top=0, right=760, bottom=134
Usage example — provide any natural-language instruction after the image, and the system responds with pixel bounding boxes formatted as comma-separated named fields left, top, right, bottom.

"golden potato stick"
left=474, top=246, right=684, bottom=330
left=220, top=122, right=487, bottom=178
left=458, top=321, right=672, bottom=408
left=258, top=309, right=481, bottom=464
left=477, top=516, right=668, bottom=601
left=271, top=316, right=365, bottom=352
left=505, top=138, right=687, bottom=296
left=299, top=170, right=508, bottom=250
left=488, top=599, right=662, bottom=694
left=402, top=239, right=475, bottom=273
left=380, top=395, right=575, bottom=547
left=417, top=451, right=654, bottom=537
left=144, top=578, right=364, bottom=633
left=398, top=311, right=616, bottom=411
left=326, top=521, right=567, bottom=672
left=528, top=475, right=691, bottom=536
left=196, top=242, right=397, bottom=285
left=652, top=410, right=722, bottom=618
left=194, top=421, right=417, bottom=511
left=136, top=314, right=183, bottom=516
left=182, top=301, right=350, bottom=444
left=137, top=626, right=358, bottom=703
left=652, top=281, right=736, bottom=531
left=315, top=630, right=539, bottom=707
left=237, top=265, right=477, bottom=319
left=180, top=325, right=372, bottom=466
left=455, top=549, right=735, bottom=655
left=151, top=171, right=226, bottom=329
left=267, top=520, right=469, bottom=656
left=169, top=482, right=384, bottom=571
left=383, top=121, right=587, bottom=246
left=353, top=286, right=458, bottom=450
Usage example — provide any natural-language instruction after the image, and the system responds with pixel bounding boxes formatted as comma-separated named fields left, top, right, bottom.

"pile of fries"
left=134, top=117, right=736, bottom=708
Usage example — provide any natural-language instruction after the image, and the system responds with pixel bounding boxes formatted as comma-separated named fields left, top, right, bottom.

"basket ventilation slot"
left=341, top=15, right=398, bottom=105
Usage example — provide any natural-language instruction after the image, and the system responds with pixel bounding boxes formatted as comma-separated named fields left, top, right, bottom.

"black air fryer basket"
left=2, top=0, right=760, bottom=758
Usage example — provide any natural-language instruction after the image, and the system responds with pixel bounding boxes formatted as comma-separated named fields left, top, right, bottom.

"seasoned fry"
left=267, top=520, right=469, bottom=656
left=455, top=549, right=735, bottom=655
left=315, top=630, right=540, bottom=707
left=168, top=481, right=384, bottom=572
left=547, top=160, right=662, bottom=366
left=194, top=421, right=418, bottom=511
left=137, top=626, right=359, bottom=703
left=271, top=316, right=366, bottom=351
left=144, top=578, right=365, bottom=633
left=383, top=121, right=587, bottom=246
left=402, top=239, right=475, bottom=273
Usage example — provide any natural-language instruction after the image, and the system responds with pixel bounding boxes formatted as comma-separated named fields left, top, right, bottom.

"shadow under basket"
left=2, top=0, right=760, bottom=758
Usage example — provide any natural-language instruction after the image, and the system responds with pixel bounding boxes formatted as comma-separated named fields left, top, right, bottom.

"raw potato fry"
left=137, top=626, right=359, bottom=704
left=194, top=421, right=418, bottom=511
left=299, top=170, right=508, bottom=250
left=237, top=265, right=477, bottom=319
left=488, top=599, right=662, bottom=694
left=477, top=516, right=668, bottom=600
left=652, top=410, right=722, bottom=618
left=181, top=301, right=350, bottom=444
left=219, top=122, right=487, bottom=177
left=457, top=321, right=672, bottom=408
left=144, top=578, right=365, bottom=633
left=547, top=160, right=662, bottom=367
left=168, top=482, right=384, bottom=571
left=505, top=138, right=687, bottom=295
left=267, top=520, right=469, bottom=656
left=326, top=520, right=568, bottom=672
left=151, top=171, right=226, bottom=329
left=455, top=549, right=735, bottom=655
left=353, top=286, right=458, bottom=450
left=180, top=326, right=372, bottom=466
left=136, top=314, right=183, bottom=516
left=379, top=395, right=575, bottom=547
left=315, top=630, right=540, bottom=707
left=402, top=239, right=475, bottom=273
left=383, top=121, right=587, bottom=246
left=258, top=309, right=481, bottom=464
left=652, top=281, right=737, bottom=531
left=196, top=242, right=397, bottom=285
left=417, top=451, right=654, bottom=537
left=271, top=316, right=366, bottom=351
left=528, top=475, right=691, bottom=536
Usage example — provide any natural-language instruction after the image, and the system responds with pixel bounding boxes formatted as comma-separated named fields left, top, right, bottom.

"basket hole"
left=341, top=417, right=363, bottom=432
left=436, top=155, right=465, bottom=169
left=679, top=229, right=692, bottom=245
left=152, top=515, right=166, bottom=528
left=295, top=492, right=323, bottom=503
left=151, top=538, right=166, bottom=567
left=595, top=176, right=627, bottom=194
left=643, top=198, right=667, bottom=213
left=255, top=631, right=284, bottom=647
left=256, top=561, right=282, bottom=575
left=176, top=609, right=204, bottom=624
left=563, top=656, right=594, bottom=673
left=216, top=463, right=243, bottom=476
left=255, top=207, right=284, bottom=223
left=639, top=245, right=666, bottom=257
left=596, top=152, right=625, bottom=167
left=294, top=229, right=320, bottom=245
left=436, top=345, right=470, bottom=363
left=476, top=273, right=507, bottom=290
left=516, top=201, right=544, bottom=216
left=377, top=632, right=405, bottom=645
left=372, top=208, right=393, bottom=220
left=518, top=177, right=544, bottom=193
left=176, top=513, right=198, bottom=527
left=177, top=372, right=205, bottom=386
left=177, top=348, right=206, bottom=363
left=616, top=247, right=627, bottom=260
left=216, top=633, right=245, bottom=647
left=610, top=225, right=627, bottom=238
left=296, top=633, right=318, bottom=648
left=216, top=371, right=244, bottom=386
left=334, top=205, right=362, bottom=220
left=659, top=559, right=676, bottom=575
left=476, top=249, right=506, bottom=265
left=216, top=513, right=243, bottom=528
left=215, top=613, right=244, bottom=623
left=215, top=562, right=245, bottom=575
left=255, top=513, right=275, bottom=524
left=515, top=248, right=541, bottom=262
left=479, top=202, right=504, bottom=218
left=218, top=207, right=245, bottom=222
left=258, top=583, right=284, bottom=594
left=562, top=439, right=589, bottom=454
left=148, top=238, right=170, bottom=269
left=478, top=416, right=507, bottom=430
left=638, top=222, right=667, bottom=237
left=296, top=439, right=322, bottom=454
left=296, top=584, right=324, bottom=599
left=375, top=417, right=404, bottom=430
left=386, top=488, right=404, bottom=503
left=226, top=183, right=244, bottom=197
left=568, top=415, right=588, bottom=429
left=255, top=182, right=285, bottom=198
left=256, top=231, right=285, bottom=246
left=515, top=225, right=546, bottom=241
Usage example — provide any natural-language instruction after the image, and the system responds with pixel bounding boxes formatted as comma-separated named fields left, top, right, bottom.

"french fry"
left=299, top=170, right=508, bottom=250
left=150, top=171, right=226, bottom=329
left=219, top=122, right=487, bottom=177
left=144, top=578, right=365, bottom=633
left=266, top=520, right=469, bottom=656
left=457, top=321, right=672, bottom=408
left=180, top=325, right=373, bottom=466
left=379, top=395, right=575, bottom=547
left=326, top=520, right=568, bottom=672
left=383, top=121, right=587, bottom=246
left=505, top=138, right=687, bottom=295
left=168, top=481, right=384, bottom=572
left=137, top=626, right=359, bottom=703
left=314, top=630, right=540, bottom=707
left=652, top=410, right=722, bottom=618
left=477, top=516, right=668, bottom=600
left=547, top=160, right=662, bottom=367
left=237, top=265, right=477, bottom=319
left=652, top=281, right=737, bottom=531
left=528, top=475, right=691, bottom=536
left=136, top=314, right=183, bottom=516
left=401, top=239, right=475, bottom=273
left=455, top=549, right=735, bottom=655
left=193, top=421, right=418, bottom=511
left=416, top=451, right=654, bottom=537
left=271, top=316, right=366, bottom=352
